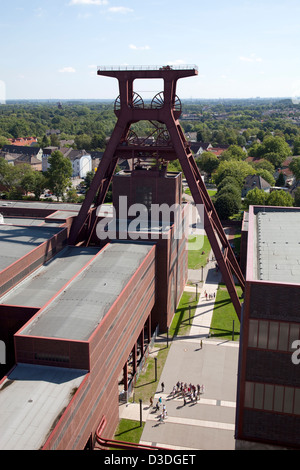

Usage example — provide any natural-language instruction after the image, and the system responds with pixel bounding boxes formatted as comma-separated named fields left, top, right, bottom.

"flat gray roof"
left=0, top=201, right=81, bottom=212
left=0, top=225, right=63, bottom=272
left=0, top=364, right=87, bottom=450
left=0, top=216, right=45, bottom=226
left=20, top=242, right=154, bottom=341
left=255, top=210, right=300, bottom=283
left=0, top=246, right=100, bottom=308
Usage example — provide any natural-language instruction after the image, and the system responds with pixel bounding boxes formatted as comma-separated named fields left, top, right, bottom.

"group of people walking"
left=171, top=381, right=204, bottom=404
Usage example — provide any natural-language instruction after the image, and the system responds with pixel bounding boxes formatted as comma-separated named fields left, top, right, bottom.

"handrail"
left=98, top=65, right=198, bottom=72
left=95, top=416, right=171, bottom=451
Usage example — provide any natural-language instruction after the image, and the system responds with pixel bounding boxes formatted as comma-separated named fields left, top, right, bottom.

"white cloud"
left=78, top=13, right=91, bottom=18
left=69, top=0, right=108, bottom=5
left=166, top=59, right=185, bottom=66
left=239, top=53, right=263, bottom=63
left=108, top=6, right=134, bottom=13
left=129, top=44, right=150, bottom=51
left=59, top=67, right=76, bottom=73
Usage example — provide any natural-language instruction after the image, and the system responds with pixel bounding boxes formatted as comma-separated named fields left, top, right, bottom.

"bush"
left=214, top=193, right=241, bottom=220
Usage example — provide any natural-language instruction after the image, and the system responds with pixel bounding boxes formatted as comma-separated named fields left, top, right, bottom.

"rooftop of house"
left=243, top=174, right=271, bottom=191
left=1, top=145, right=41, bottom=156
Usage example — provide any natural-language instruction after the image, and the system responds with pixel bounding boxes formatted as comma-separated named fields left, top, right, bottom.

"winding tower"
left=69, top=65, right=245, bottom=318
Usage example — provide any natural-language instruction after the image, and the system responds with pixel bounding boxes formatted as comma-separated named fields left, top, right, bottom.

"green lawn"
left=210, top=284, right=242, bottom=341
left=129, top=345, right=169, bottom=404
left=169, top=290, right=198, bottom=338
left=113, top=419, right=145, bottom=446
left=188, top=234, right=211, bottom=269
left=185, top=188, right=217, bottom=197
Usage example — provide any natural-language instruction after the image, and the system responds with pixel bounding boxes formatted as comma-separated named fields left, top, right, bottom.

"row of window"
left=248, top=318, right=300, bottom=352
left=245, top=381, right=300, bottom=416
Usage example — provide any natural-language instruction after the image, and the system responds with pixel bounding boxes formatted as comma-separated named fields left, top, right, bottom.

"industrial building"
left=236, top=205, right=300, bottom=449
left=0, top=166, right=188, bottom=450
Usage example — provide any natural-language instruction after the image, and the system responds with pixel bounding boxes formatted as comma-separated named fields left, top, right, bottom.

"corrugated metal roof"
left=20, top=242, right=154, bottom=341
left=0, top=246, right=100, bottom=308
left=256, top=211, right=300, bottom=283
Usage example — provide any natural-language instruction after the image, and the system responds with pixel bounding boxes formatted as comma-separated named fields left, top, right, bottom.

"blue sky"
left=1, top=0, right=300, bottom=100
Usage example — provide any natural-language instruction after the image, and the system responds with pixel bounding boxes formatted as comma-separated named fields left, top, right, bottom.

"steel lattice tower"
left=69, top=65, right=245, bottom=319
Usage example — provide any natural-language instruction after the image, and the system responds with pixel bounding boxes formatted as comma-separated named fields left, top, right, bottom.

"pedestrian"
left=183, top=396, right=186, bottom=406
left=200, top=339, right=203, bottom=349
left=159, top=396, right=162, bottom=404
left=150, top=396, right=153, bottom=407
left=161, top=381, right=165, bottom=392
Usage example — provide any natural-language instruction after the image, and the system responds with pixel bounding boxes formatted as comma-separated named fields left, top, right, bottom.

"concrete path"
left=119, top=255, right=240, bottom=450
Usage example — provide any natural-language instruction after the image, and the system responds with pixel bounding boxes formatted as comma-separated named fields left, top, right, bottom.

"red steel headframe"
left=68, top=65, right=245, bottom=319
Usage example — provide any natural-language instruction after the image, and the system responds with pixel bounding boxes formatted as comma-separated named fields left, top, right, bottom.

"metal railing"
left=98, top=64, right=198, bottom=72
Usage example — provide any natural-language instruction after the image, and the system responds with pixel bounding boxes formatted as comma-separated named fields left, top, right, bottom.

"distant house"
left=242, top=175, right=271, bottom=197
left=208, top=147, right=228, bottom=157
left=190, top=142, right=212, bottom=156
left=7, top=137, right=37, bottom=147
left=67, top=150, right=92, bottom=178
left=13, top=154, right=42, bottom=171
left=42, top=147, right=72, bottom=172
left=1, top=145, right=43, bottom=161
left=45, top=129, right=61, bottom=137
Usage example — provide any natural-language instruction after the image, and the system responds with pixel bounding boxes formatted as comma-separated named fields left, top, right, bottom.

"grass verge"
left=188, top=235, right=211, bottom=269
left=112, top=419, right=145, bottom=446
left=210, top=284, right=242, bottom=341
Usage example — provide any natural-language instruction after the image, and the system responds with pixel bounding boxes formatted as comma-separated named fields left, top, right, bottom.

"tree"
left=217, top=176, right=243, bottom=191
left=217, top=183, right=241, bottom=200
left=46, top=151, right=73, bottom=201
left=21, top=171, right=47, bottom=199
left=66, top=187, right=79, bottom=203
left=266, top=190, right=294, bottom=207
left=294, top=187, right=300, bottom=207
left=195, top=152, right=219, bottom=176
left=213, top=160, right=255, bottom=187
left=84, top=170, right=95, bottom=191
left=244, top=188, right=268, bottom=208
left=0, top=136, right=9, bottom=148
left=275, top=173, right=286, bottom=187
left=264, top=152, right=286, bottom=169
left=255, top=169, right=275, bottom=186
left=293, top=137, right=300, bottom=156
left=219, top=145, right=246, bottom=161
left=289, top=157, right=300, bottom=180
left=214, top=193, right=241, bottom=220
left=251, top=159, right=275, bottom=174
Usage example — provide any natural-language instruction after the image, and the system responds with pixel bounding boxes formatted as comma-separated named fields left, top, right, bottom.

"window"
left=248, top=319, right=300, bottom=352
left=245, top=381, right=300, bottom=416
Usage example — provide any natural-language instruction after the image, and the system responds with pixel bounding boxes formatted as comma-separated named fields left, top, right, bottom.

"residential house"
left=274, top=156, right=296, bottom=187
left=42, top=147, right=72, bottom=172
left=1, top=145, right=43, bottom=161
left=13, top=154, right=42, bottom=171
left=67, top=150, right=92, bottom=178
left=190, top=142, right=212, bottom=156
left=7, top=137, right=37, bottom=147
left=241, top=175, right=271, bottom=197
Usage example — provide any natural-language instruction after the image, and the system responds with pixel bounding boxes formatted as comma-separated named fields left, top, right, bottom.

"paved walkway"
left=119, top=254, right=240, bottom=450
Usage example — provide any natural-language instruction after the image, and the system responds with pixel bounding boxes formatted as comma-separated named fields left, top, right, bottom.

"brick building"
left=0, top=168, right=188, bottom=450
left=236, top=205, right=300, bottom=449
